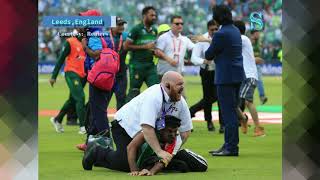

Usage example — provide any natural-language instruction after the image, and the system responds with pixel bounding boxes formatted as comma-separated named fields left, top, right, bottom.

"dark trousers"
left=189, top=69, right=223, bottom=126
left=66, top=107, right=77, bottom=121
left=217, top=83, right=241, bottom=153
left=94, top=120, right=132, bottom=172
left=112, top=73, right=128, bottom=110
left=66, top=80, right=87, bottom=123
left=166, top=149, right=207, bottom=172
left=126, top=63, right=159, bottom=102
left=88, top=84, right=112, bottom=135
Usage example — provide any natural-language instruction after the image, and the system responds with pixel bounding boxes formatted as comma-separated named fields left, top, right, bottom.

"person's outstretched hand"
left=138, top=169, right=153, bottom=176
left=128, top=171, right=140, bottom=176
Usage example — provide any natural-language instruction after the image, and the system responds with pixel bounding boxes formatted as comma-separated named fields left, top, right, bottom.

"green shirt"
left=136, top=132, right=162, bottom=168
left=51, top=40, right=71, bottom=80
left=137, top=142, right=157, bottom=168
left=127, top=23, right=157, bottom=64
left=252, top=40, right=261, bottom=57
left=136, top=133, right=178, bottom=169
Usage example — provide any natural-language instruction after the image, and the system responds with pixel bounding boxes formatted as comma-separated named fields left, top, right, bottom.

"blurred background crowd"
left=38, top=0, right=282, bottom=64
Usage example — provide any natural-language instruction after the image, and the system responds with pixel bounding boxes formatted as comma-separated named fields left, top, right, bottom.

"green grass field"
left=39, top=74, right=282, bottom=180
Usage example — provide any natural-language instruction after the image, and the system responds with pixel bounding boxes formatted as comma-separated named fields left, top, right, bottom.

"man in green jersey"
left=49, top=29, right=87, bottom=134
left=124, top=6, right=159, bottom=102
left=128, top=115, right=207, bottom=176
left=127, top=115, right=182, bottom=175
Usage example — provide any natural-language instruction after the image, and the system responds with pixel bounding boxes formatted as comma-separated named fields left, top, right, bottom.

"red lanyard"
left=109, top=30, right=123, bottom=53
left=173, top=36, right=182, bottom=63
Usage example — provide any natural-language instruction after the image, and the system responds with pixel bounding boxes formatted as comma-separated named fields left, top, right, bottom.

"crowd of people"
left=44, top=0, right=278, bottom=176
left=39, top=0, right=282, bottom=64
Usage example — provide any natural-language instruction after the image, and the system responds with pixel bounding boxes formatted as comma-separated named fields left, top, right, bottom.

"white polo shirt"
left=156, top=30, right=194, bottom=75
left=241, top=35, right=258, bottom=80
left=115, top=84, right=193, bottom=138
left=191, top=33, right=215, bottom=71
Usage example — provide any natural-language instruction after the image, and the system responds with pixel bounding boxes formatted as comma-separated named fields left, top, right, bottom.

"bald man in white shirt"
left=82, top=71, right=193, bottom=172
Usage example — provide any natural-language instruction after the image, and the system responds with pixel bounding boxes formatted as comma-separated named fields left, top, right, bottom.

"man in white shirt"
left=155, top=15, right=195, bottom=78
left=233, top=20, right=265, bottom=137
left=82, top=71, right=193, bottom=172
left=189, top=20, right=224, bottom=133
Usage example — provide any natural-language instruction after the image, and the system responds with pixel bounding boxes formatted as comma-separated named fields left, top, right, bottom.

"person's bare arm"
left=180, top=130, right=191, bottom=145
left=85, top=48, right=101, bottom=60
left=149, top=162, right=165, bottom=175
left=255, top=57, right=264, bottom=64
left=141, top=124, right=173, bottom=162
left=124, top=40, right=155, bottom=51
left=154, top=49, right=178, bottom=66
left=81, top=38, right=101, bottom=60
left=138, top=162, right=165, bottom=176
left=189, top=35, right=211, bottom=43
left=127, top=132, right=145, bottom=174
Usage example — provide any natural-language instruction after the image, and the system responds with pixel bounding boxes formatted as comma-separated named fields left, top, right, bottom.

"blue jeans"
left=256, top=65, right=266, bottom=97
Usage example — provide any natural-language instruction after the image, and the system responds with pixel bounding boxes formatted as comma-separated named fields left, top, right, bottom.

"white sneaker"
left=50, top=117, right=64, bottom=133
left=78, top=126, right=86, bottom=134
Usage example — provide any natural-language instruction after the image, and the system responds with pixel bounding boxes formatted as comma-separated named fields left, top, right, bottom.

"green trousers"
left=55, top=71, right=86, bottom=127
left=126, top=63, right=159, bottom=102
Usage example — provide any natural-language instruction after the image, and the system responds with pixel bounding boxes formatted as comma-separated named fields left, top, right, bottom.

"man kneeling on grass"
left=83, top=115, right=207, bottom=175
left=128, top=115, right=207, bottom=176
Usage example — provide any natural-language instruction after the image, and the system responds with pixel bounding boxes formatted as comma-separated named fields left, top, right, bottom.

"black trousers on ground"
left=140, top=149, right=208, bottom=173
left=94, top=120, right=132, bottom=172
left=189, top=69, right=224, bottom=126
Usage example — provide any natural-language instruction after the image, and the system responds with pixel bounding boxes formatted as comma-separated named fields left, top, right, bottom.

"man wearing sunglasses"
left=155, top=15, right=195, bottom=80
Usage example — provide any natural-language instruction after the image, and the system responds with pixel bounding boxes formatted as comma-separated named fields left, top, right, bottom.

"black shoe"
left=208, top=146, right=224, bottom=154
left=211, top=150, right=238, bottom=156
left=260, top=96, right=268, bottom=105
left=82, top=143, right=98, bottom=170
left=219, top=126, right=225, bottom=134
left=66, top=119, right=78, bottom=126
left=207, top=121, right=215, bottom=131
left=190, top=110, right=195, bottom=118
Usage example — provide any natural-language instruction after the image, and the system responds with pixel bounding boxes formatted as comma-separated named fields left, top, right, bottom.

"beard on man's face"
left=148, top=19, right=156, bottom=25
